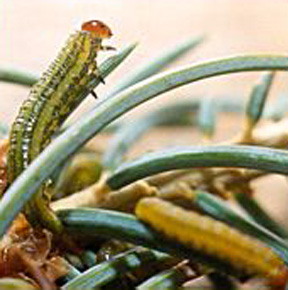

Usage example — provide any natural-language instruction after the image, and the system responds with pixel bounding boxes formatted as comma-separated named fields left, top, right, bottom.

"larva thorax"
left=7, top=20, right=113, bottom=185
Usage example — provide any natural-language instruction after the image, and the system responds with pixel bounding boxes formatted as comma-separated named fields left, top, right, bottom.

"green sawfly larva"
left=7, top=20, right=113, bottom=232
left=136, top=197, right=288, bottom=286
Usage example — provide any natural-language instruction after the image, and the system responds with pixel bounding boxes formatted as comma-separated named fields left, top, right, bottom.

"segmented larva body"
left=136, top=198, right=287, bottom=284
left=7, top=20, right=112, bottom=184
left=6, top=20, right=112, bottom=231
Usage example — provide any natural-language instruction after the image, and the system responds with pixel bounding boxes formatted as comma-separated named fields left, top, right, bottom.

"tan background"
left=1, top=0, right=288, bottom=226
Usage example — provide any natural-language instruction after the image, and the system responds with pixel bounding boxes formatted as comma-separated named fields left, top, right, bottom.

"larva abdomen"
left=135, top=197, right=287, bottom=284
left=7, top=20, right=113, bottom=232
left=8, top=32, right=96, bottom=183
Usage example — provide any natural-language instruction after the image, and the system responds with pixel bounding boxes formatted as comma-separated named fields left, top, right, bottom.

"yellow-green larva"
left=7, top=20, right=113, bottom=232
left=135, top=197, right=287, bottom=284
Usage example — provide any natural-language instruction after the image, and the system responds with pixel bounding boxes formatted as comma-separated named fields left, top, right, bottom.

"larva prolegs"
left=26, top=192, right=64, bottom=233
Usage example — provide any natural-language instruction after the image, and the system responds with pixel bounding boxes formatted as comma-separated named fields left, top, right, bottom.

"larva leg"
left=98, top=74, right=106, bottom=84
left=101, top=45, right=116, bottom=51
left=90, top=90, right=98, bottom=99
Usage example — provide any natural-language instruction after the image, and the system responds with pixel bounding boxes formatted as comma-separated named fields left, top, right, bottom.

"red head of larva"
left=81, top=20, right=113, bottom=39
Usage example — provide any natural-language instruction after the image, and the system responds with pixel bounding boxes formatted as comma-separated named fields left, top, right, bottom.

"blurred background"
left=3, top=0, right=288, bottom=123
left=1, top=0, right=288, bottom=226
